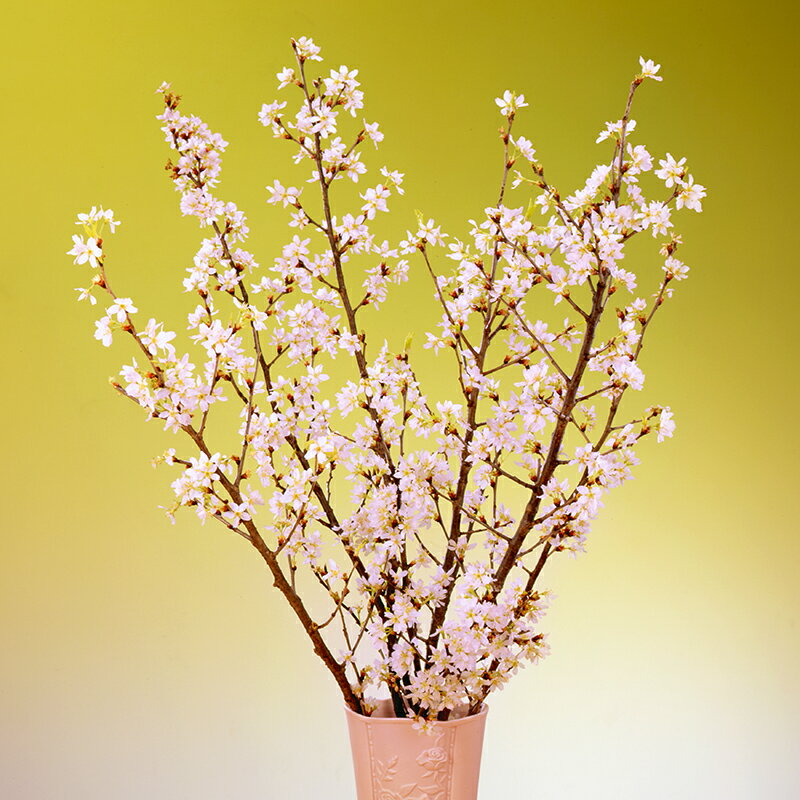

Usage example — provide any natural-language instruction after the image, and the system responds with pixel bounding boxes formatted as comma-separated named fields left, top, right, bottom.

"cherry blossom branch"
left=182, top=421, right=363, bottom=712
left=426, top=124, right=518, bottom=660
left=69, top=46, right=700, bottom=721
left=492, top=264, right=610, bottom=592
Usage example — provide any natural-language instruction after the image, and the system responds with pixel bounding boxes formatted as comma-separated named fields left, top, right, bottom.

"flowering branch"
left=68, top=45, right=703, bottom=722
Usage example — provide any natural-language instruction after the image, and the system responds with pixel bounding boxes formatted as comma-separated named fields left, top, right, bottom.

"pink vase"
left=345, top=701, right=488, bottom=800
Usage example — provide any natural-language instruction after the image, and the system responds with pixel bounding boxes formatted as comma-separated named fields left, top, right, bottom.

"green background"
left=2, top=1, right=798, bottom=798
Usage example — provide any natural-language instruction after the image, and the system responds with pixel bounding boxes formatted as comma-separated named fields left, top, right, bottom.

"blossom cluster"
left=68, top=40, right=703, bottom=721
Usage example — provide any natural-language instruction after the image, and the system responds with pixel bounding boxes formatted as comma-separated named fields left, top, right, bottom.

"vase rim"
left=344, top=701, right=488, bottom=727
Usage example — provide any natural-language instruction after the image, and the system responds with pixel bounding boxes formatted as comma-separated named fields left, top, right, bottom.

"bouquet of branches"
left=67, top=37, right=705, bottom=725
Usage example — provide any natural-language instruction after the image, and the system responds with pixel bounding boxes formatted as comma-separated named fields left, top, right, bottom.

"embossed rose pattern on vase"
left=373, top=732, right=452, bottom=799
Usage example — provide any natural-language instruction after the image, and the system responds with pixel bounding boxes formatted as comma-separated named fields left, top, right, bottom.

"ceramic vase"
left=345, top=700, right=488, bottom=800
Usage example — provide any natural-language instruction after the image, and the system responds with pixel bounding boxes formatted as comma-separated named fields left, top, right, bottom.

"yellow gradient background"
left=2, top=2, right=798, bottom=798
